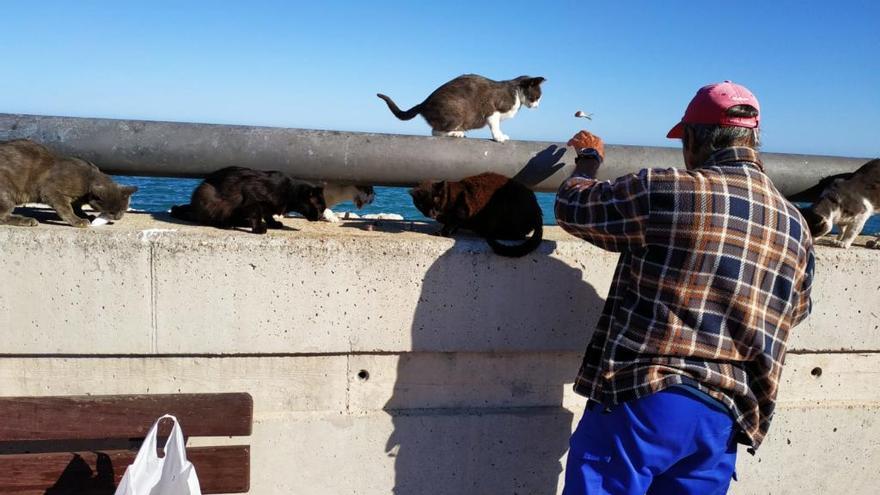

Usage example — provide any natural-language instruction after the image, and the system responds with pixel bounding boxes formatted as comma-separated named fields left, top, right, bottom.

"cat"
left=409, top=172, right=543, bottom=257
left=0, top=139, right=137, bottom=228
left=321, top=184, right=375, bottom=222
left=377, top=74, right=545, bottom=143
left=799, top=158, right=880, bottom=249
left=787, top=172, right=853, bottom=203
left=170, top=166, right=326, bottom=234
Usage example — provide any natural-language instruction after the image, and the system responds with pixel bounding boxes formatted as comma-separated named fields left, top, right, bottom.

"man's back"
left=556, top=146, right=814, bottom=448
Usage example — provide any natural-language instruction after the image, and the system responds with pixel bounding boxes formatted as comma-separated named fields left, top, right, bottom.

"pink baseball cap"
left=667, top=81, right=760, bottom=139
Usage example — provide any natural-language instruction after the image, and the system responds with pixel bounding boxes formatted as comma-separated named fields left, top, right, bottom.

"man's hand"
left=567, top=130, right=605, bottom=177
left=567, top=130, right=605, bottom=160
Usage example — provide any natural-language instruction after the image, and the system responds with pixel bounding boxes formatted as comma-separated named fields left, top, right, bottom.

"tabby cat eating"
left=800, top=158, right=880, bottom=249
left=321, top=184, right=375, bottom=222
left=0, top=139, right=137, bottom=228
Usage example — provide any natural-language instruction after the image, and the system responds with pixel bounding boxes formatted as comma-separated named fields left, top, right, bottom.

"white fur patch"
left=91, top=214, right=111, bottom=226
left=323, top=209, right=341, bottom=223
left=499, top=92, right=521, bottom=120
left=486, top=113, right=509, bottom=143
left=433, top=130, right=465, bottom=138
left=485, top=92, right=522, bottom=143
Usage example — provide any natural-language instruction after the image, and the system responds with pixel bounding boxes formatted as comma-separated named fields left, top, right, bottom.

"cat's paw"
left=20, top=217, right=39, bottom=227
left=830, top=239, right=852, bottom=249
left=323, top=209, right=341, bottom=223
left=493, top=134, right=510, bottom=143
left=71, top=218, right=90, bottom=228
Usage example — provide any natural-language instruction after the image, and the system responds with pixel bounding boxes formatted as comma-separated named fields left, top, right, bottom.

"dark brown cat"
left=170, top=166, right=326, bottom=234
left=409, top=172, right=543, bottom=257
left=0, top=139, right=137, bottom=228
left=378, top=74, right=545, bottom=142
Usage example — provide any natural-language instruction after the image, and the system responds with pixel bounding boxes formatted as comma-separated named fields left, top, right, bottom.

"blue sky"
left=1, top=1, right=878, bottom=157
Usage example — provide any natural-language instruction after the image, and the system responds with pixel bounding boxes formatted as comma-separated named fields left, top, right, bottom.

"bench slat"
left=0, top=393, right=253, bottom=441
left=0, top=445, right=250, bottom=494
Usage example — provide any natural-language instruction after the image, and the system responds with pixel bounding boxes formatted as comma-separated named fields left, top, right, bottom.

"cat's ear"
left=528, top=77, right=546, bottom=86
left=121, top=185, right=138, bottom=197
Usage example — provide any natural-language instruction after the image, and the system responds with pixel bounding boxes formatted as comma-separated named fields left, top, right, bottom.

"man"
left=555, top=81, right=814, bottom=494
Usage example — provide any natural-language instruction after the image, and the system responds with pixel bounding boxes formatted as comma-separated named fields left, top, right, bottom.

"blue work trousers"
left=563, top=388, right=737, bottom=495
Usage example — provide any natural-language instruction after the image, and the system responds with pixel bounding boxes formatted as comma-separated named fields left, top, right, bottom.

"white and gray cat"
left=320, top=184, right=375, bottom=222
left=800, top=158, right=880, bottom=249
left=377, top=74, right=545, bottom=143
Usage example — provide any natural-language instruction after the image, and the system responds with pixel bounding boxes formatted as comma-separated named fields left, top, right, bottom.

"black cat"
left=171, top=166, right=326, bottom=234
left=409, top=172, right=543, bottom=257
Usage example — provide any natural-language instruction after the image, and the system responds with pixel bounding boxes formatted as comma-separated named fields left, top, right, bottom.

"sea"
left=113, top=175, right=880, bottom=234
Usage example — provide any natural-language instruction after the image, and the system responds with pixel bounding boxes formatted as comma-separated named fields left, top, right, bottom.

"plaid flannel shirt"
left=555, top=147, right=814, bottom=449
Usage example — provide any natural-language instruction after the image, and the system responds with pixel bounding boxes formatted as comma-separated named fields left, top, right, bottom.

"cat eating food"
left=377, top=74, right=545, bottom=143
left=799, top=158, right=880, bottom=249
left=170, top=166, right=326, bottom=234
left=0, top=139, right=137, bottom=228
left=321, top=184, right=375, bottom=222
left=409, top=172, right=543, bottom=257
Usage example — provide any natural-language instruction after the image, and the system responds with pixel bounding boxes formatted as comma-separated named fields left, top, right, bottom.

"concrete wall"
left=1, top=213, right=878, bottom=494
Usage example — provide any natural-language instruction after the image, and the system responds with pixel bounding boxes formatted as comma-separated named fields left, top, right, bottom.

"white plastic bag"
left=114, top=414, right=202, bottom=495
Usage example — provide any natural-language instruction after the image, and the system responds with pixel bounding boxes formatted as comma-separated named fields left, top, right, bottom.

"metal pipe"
left=0, top=113, right=869, bottom=197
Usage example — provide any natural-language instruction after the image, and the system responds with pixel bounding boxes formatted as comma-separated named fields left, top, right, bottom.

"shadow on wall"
left=384, top=239, right=604, bottom=494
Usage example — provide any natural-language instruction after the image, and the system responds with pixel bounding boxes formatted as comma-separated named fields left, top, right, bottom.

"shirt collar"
left=700, top=147, right=764, bottom=172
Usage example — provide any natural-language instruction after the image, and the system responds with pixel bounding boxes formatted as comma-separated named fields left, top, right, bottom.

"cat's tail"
left=377, top=94, right=422, bottom=120
left=487, top=223, right=543, bottom=258
left=169, top=203, right=194, bottom=221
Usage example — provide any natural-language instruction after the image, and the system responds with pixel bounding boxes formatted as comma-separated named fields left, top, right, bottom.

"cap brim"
left=666, top=122, right=685, bottom=139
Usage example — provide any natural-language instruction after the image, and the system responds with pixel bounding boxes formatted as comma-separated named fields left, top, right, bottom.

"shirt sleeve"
left=554, top=169, right=651, bottom=252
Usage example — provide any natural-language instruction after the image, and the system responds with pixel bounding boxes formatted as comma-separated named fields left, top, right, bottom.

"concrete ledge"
left=1, top=212, right=879, bottom=493
left=1, top=212, right=878, bottom=354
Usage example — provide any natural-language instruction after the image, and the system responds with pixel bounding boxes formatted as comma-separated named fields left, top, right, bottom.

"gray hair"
left=683, top=105, right=761, bottom=156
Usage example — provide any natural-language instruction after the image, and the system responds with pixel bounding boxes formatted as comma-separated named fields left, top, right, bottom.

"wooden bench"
left=0, top=392, right=253, bottom=494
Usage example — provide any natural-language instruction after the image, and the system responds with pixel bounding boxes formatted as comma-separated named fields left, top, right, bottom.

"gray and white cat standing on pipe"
left=800, top=158, right=880, bottom=249
left=377, top=74, right=545, bottom=143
